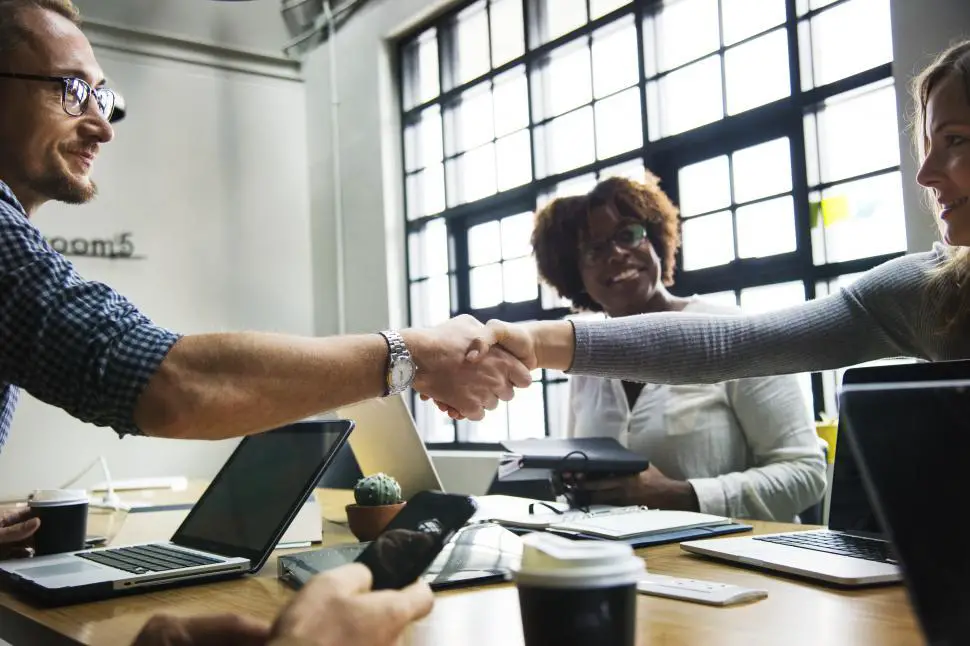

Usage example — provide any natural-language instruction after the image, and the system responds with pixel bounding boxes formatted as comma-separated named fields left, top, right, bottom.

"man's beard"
left=31, top=169, right=97, bottom=204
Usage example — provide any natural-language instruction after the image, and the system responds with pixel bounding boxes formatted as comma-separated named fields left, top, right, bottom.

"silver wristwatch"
left=379, top=330, right=416, bottom=396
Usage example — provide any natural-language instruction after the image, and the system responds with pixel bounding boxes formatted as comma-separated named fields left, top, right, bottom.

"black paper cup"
left=514, top=533, right=644, bottom=646
left=28, top=489, right=89, bottom=556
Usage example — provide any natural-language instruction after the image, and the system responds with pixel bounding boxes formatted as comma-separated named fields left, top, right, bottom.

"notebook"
left=475, top=497, right=732, bottom=539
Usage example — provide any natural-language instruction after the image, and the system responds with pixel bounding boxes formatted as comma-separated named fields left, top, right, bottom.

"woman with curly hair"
left=530, top=173, right=825, bottom=521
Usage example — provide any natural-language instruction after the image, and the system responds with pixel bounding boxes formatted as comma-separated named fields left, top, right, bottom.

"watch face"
left=390, top=357, right=416, bottom=388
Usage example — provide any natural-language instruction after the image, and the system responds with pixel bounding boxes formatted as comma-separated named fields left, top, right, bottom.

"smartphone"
left=355, top=490, right=478, bottom=590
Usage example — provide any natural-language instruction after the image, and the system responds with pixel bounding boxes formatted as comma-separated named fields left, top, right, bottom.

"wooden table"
left=0, top=488, right=924, bottom=646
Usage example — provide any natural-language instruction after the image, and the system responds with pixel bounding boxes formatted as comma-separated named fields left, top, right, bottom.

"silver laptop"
left=337, top=395, right=445, bottom=498
left=0, top=419, right=354, bottom=605
left=681, top=360, right=970, bottom=586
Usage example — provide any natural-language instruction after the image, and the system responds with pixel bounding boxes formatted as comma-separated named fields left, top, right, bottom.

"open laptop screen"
left=842, top=379, right=970, bottom=645
left=829, top=360, right=970, bottom=536
left=172, top=420, right=353, bottom=567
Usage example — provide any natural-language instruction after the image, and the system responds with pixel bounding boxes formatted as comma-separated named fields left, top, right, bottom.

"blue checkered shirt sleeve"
left=0, top=183, right=180, bottom=439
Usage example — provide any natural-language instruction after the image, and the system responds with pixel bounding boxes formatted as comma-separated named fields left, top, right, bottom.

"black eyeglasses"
left=580, top=222, right=648, bottom=265
left=0, top=73, right=122, bottom=123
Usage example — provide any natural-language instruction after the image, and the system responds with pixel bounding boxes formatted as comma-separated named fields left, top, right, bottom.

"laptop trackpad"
left=18, top=561, right=103, bottom=579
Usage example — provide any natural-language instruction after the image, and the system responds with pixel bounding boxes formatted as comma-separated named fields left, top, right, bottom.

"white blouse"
left=567, top=299, right=827, bottom=521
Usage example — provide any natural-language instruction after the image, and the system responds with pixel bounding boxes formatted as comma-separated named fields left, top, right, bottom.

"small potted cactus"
left=345, top=473, right=405, bottom=542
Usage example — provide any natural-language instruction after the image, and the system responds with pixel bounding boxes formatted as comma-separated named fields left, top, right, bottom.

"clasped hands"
left=407, top=316, right=542, bottom=421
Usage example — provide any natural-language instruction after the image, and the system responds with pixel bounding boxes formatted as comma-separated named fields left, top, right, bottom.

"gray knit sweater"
left=569, top=246, right=969, bottom=383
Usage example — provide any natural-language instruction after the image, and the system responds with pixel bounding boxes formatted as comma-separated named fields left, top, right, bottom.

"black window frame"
left=398, top=0, right=902, bottom=450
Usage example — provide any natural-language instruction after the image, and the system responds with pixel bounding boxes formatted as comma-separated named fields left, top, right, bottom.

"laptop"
left=335, top=395, right=445, bottom=498
left=842, top=378, right=970, bottom=645
left=0, top=419, right=354, bottom=604
left=681, top=360, right=970, bottom=586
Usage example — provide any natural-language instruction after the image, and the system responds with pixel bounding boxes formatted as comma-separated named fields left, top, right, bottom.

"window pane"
left=406, top=164, right=445, bottom=219
left=591, top=0, right=631, bottom=19
left=534, top=107, right=595, bottom=178
left=447, top=144, right=497, bottom=205
left=649, top=55, right=723, bottom=139
left=682, top=210, right=735, bottom=270
left=724, top=29, right=790, bottom=115
left=739, top=281, right=805, bottom=313
left=504, top=257, right=539, bottom=302
left=493, top=67, right=529, bottom=137
left=797, top=0, right=840, bottom=14
left=592, top=18, right=639, bottom=98
left=721, top=0, right=785, bottom=45
left=699, top=290, right=738, bottom=308
left=803, top=0, right=893, bottom=89
left=470, top=263, right=503, bottom=308
left=402, top=29, right=439, bottom=109
left=643, top=0, right=719, bottom=75
left=529, top=0, right=587, bottom=46
left=453, top=2, right=490, bottom=87
left=508, top=385, right=546, bottom=440
left=538, top=173, right=597, bottom=209
left=736, top=196, right=797, bottom=259
left=544, top=380, right=570, bottom=437
left=414, top=395, right=454, bottom=443
left=446, top=85, right=493, bottom=156
left=469, top=220, right=501, bottom=266
left=810, top=171, right=906, bottom=265
left=806, top=81, right=899, bottom=184
left=679, top=156, right=730, bottom=216
left=501, top=212, right=535, bottom=260
left=599, top=159, right=646, bottom=182
left=531, top=41, right=592, bottom=121
left=490, top=0, right=525, bottom=68
left=732, top=137, right=792, bottom=204
left=410, top=275, right=451, bottom=327
left=404, top=105, right=442, bottom=172
left=496, top=130, right=532, bottom=191
left=458, top=400, right=509, bottom=442
left=595, top=87, right=642, bottom=160
left=408, top=218, right=448, bottom=278
left=541, top=281, right=571, bottom=309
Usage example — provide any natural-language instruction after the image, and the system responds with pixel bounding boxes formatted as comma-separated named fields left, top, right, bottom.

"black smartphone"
left=355, top=490, right=478, bottom=590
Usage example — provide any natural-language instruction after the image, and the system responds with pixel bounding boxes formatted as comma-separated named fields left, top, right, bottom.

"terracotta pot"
left=345, top=502, right=406, bottom=542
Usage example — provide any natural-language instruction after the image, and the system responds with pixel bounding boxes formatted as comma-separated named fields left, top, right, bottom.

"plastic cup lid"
left=513, top=532, right=645, bottom=589
left=27, top=489, right=90, bottom=507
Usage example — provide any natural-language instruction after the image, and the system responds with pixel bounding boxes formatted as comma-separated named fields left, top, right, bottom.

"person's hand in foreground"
left=0, top=508, right=40, bottom=560
left=408, top=315, right=533, bottom=420
left=130, top=563, right=434, bottom=646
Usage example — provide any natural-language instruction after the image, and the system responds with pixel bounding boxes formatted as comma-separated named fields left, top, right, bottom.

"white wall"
left=0, top=22, right=312, bottom=499
left=891, top=0, right=970, bottom=253
left=302, top=0, right=455, bottom=336
left=75, top=0, right=291, bottom=56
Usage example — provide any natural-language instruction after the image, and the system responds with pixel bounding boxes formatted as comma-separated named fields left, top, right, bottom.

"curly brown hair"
left=531, top=172, right=681, bottom=312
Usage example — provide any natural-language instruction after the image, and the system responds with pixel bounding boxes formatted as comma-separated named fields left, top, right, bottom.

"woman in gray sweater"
left=465, top=40, right=970, bottom=386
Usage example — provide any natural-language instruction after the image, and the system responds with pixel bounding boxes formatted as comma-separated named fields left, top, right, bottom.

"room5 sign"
left=44, top=232, right=144, bottom=260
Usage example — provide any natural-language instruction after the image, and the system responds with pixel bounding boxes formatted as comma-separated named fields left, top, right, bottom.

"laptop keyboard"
left=754, top=532, right=894, bottom=563
left=78, top=544, right=222, bottom=575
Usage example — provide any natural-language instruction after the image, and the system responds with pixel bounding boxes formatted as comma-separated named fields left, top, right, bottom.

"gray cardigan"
left=570, top=246, right=967, bottom=383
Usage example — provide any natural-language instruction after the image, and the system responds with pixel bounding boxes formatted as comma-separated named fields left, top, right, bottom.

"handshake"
left=401, top=315, right=575, bottom=421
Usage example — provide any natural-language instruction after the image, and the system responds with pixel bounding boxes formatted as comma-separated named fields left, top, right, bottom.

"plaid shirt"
left=0, top=181, right=180, bottom=451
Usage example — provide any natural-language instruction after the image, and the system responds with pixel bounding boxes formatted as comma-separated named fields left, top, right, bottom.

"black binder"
left=499, top=437, right=649, bottom=480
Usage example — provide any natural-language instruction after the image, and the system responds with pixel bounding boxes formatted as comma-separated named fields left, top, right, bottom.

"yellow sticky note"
left=809, top=196, right=851, bottom=228
left=820, top=195, right=850, bottom=226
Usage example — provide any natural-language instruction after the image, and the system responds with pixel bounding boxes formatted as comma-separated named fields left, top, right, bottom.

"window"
left=399, top=0, right=901, bottom=446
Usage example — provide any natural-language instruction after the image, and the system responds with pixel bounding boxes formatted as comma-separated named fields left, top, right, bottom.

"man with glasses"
left=0, top=1, right=527, bottom=643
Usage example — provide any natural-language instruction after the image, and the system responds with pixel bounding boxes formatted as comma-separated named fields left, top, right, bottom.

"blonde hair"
left=0, top=0, right=80, bottom=67
left=913, top=40, right=970, bottom=332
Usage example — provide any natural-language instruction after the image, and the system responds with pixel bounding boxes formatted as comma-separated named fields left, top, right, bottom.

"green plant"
left=353, top=472, right=402, bottom=506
